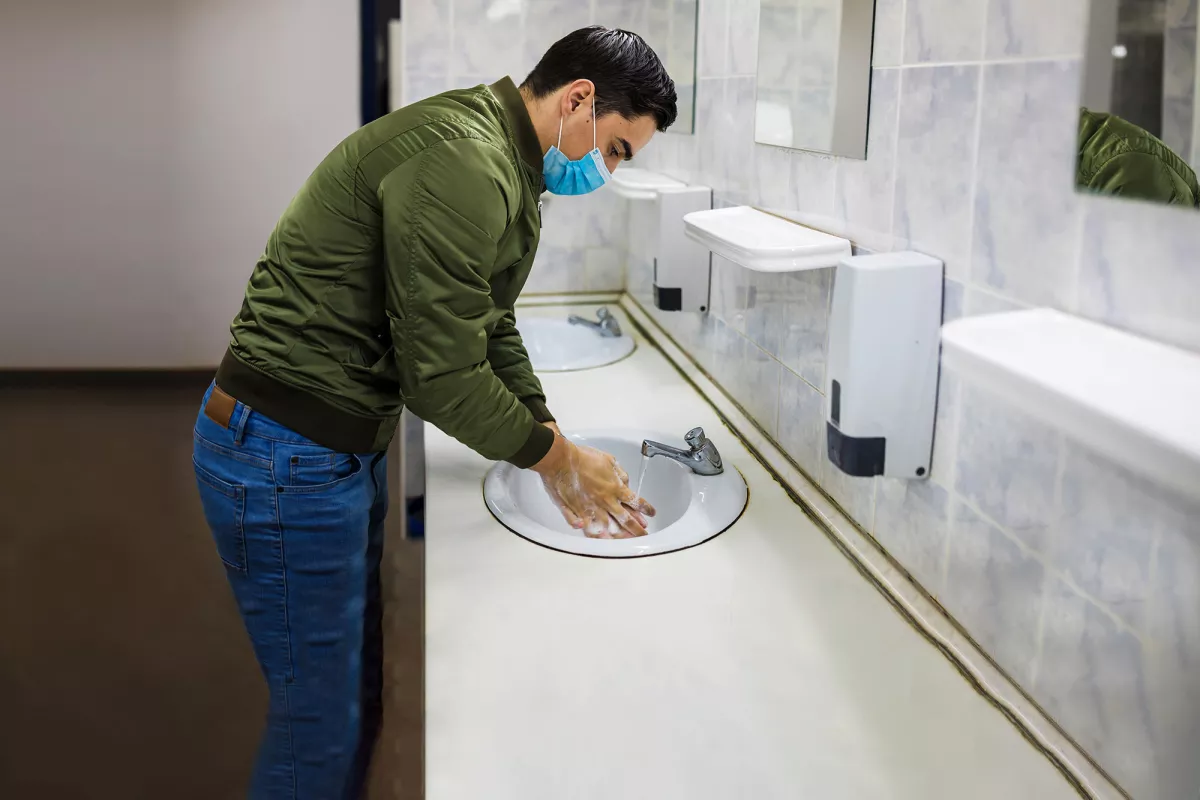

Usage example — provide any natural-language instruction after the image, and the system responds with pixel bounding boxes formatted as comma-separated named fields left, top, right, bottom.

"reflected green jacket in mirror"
left=1077, top=108, right=1200, bottom=207
left=214, top=78, right=557, bottom=468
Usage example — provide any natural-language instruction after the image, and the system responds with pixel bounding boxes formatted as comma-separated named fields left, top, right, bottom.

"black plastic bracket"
left=654, top=285, right=683, bottom=311
left=826, top=423, right=886, bottom=478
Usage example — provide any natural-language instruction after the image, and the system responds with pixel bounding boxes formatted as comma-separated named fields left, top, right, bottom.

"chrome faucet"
left=567, top=306, right=622, bottom=338
left=641, top=427, right=724, bottom=476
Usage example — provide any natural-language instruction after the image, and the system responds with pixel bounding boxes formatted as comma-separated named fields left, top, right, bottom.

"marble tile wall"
left=633, top=1, right=1200, bottom=797
left=401, top=0, right=1200, bottom=794
left=1163, top=0, right=1197, bottom=165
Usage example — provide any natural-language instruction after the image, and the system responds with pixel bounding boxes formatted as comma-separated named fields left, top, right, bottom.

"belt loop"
left=232, top=404, right=251, bottom=446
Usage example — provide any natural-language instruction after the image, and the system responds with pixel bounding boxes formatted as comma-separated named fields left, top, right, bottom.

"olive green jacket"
left=215, top=78, right=556, bottom=468
left=1077, top=108, right=1200, bottom=207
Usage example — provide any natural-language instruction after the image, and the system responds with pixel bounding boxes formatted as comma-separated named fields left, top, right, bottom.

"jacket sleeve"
left=488, top=309, right=555, bottom=424
left=1087, top=152, right=1195, bottom=206
left=378, top=138, right=554, bottom=468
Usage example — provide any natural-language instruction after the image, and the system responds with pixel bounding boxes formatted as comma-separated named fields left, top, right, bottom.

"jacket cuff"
left=522, top=397, right=555, bottom=424
left=506, top=420, right=555, bottom=469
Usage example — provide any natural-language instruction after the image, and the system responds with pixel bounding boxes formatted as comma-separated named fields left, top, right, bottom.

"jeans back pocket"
left=192, top=456, right=248, bottom=573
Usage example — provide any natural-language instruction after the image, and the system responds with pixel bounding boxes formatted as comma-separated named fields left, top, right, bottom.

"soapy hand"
left=531, top=426, right=656, bottom=539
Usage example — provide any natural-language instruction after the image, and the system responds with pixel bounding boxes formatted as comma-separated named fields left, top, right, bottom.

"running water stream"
left=634, top=454, right=650, bottom=501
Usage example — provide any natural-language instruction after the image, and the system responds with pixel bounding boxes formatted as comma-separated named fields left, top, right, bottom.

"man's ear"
left=563, top=79, right=595, bottom=114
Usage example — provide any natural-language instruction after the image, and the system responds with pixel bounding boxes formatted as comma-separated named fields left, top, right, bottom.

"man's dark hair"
left=521, top=26, right=678, bottom=132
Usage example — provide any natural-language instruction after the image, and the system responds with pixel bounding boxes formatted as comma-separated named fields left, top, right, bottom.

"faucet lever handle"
left=684, top=427, right=707, bottom=450
left=596, top=306, right=612, bottom=320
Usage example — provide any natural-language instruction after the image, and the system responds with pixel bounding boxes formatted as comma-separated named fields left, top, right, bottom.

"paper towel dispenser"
left=825, top=251, right=944, bottom=479
left=652, top=185, right=713, bottom=312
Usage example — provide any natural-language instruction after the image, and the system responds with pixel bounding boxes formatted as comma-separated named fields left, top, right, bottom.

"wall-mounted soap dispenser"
left=652, top=185, right=713, bottom=312
left=825, top=251, right=944, bottom=479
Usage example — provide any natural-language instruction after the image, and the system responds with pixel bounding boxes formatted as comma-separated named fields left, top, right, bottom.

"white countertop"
left=424, top=305, right=1077, bottom=800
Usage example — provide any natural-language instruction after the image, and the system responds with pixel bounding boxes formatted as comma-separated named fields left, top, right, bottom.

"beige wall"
left=0, top=0, right=359, bottom=368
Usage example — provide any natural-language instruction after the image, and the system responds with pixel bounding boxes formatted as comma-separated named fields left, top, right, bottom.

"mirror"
left=1078, top=0, right=1200, bottom=208
left=595, top=0, right=697, bottom=135
left=754, top=0, right=876, bottom=158
left=638, top=0, right=699, bottom=135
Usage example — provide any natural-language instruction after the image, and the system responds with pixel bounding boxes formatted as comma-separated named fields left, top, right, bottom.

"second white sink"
left=483, top=430, right=748, bottom=558
left=520, top=313, right=635, bottom=372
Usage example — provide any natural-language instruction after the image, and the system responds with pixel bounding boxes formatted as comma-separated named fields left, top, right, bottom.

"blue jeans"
left=192, top=382, right=387, bottom=799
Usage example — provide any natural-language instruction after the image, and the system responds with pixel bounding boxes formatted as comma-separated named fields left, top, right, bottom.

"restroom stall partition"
left=362, top=0, right=427, bottom=539
left=361, top=0, right=401, bottom=124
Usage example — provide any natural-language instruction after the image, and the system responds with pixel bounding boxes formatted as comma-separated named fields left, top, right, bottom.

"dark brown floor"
left=0, top=376, right=423, bottom=799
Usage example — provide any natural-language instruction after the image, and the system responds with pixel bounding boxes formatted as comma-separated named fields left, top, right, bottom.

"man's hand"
left=531, top=425, right=656, bottom=539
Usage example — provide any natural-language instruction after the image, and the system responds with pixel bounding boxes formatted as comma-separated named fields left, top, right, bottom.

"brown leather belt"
left=203, top=384, right=240, bottom=429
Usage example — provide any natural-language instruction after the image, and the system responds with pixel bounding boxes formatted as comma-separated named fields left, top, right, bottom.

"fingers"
left=582, top=511, right=646, bottom=539
left=559, top=505, right=584, bottom=529
left=632, top=497, right=657, bottom=518
left=577, top=502, right=647, bottom=540
left=614, top=496, right=648, bottom=529
left=541, top=479, right=587, bottom=529
left=613, top=521, right=647, bottom=538
left=605, top=501, right=648, bottom=538
left=581, top=510, right=615, bottom=539
left=618, top=487, right=657, bottom=520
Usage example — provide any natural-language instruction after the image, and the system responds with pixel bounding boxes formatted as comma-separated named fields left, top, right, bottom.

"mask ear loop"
left=558, top=91, right=598, bottom=154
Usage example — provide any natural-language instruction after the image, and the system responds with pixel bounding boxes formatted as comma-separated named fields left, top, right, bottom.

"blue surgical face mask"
left=542, top=99, right=612, bottom=196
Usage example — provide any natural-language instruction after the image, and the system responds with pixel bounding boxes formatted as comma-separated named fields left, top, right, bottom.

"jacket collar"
left=489, top=77, right=544, bottom=187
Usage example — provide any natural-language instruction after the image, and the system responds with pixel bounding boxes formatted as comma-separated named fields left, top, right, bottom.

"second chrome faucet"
left=567, top=306, right=623, bottom=338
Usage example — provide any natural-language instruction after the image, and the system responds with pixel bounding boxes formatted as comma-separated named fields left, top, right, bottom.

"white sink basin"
left=483, top=430, right=748, bottom=558
left=608, top=166, right=686, bottom=200
left=520, top=316, right=635, bottom=372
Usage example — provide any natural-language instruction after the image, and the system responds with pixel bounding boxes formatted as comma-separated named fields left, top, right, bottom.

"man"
left=191, top=26, right=676, bottom=798
left=1077, top=107, right=1200, bottom=207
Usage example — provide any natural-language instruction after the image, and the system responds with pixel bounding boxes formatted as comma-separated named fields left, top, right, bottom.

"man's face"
left=591, top=112, right=658, bottom=174
left=557, top=85, right=657, bottom=173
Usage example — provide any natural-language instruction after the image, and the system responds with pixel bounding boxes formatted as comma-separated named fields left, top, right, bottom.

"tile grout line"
left=721, top=0, right=732, bottom=80
left=1066, top=188, right=1089, bottom=313
left=772, top=349, right=784, bottom=441
left=962, top=33, right=989, bottom=288
left=1031, top=431, right=1068, bottom=688
left=967, top=282, right=1033, bottom=311
left=889, top=0, right=912, bottom=246
left=447, top=0, right=456, bottom=86
left=976, top=0, right=992, bottom=64
left=1145, top=522, right=1163, bottom=644
left=397, top=0, right=407, bottom=105
left=938, top=377, right=964, bottom=592
left=901, top=54, right=1084, bottom=69
left=884, top=47, right=904, bottom=249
